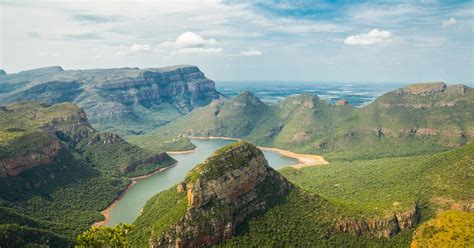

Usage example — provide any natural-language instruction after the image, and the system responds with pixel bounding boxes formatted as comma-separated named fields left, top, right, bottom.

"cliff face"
left=0, top=103, right=95, bottom=177
left=0, top=102, right=175, bottom=177
left=0, top=139, right=64, bottom=177
left=0, top=65, right=223, bottom=135
left=147, top=142, right=292, bottom=248
left=335, top=203, right=420, bottom=238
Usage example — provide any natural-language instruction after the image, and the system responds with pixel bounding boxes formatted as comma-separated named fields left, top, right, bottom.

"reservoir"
left=106, top=138, right=298, bottom=226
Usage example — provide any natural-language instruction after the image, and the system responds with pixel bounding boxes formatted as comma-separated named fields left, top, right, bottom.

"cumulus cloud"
left=344, top=29, right=392, bottom=46
left=159, top=32, right=221, bottom=54
left=117, top=44, right=151, bottom=55
left=239, top=50, right=263, bottom=56
left=442, top=18, right=456, bottom=28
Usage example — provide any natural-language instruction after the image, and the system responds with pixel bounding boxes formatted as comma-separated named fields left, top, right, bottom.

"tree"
left=76, top=224, right=133, bottom=248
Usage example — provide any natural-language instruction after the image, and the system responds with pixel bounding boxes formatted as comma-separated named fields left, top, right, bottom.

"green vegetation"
left=127, top=136, right=196, bottom=153
left=411, top=210, right=473, bottom=247
left=280, top=143, right=473, bottom=218
left=185, top=141, right=258, bottom=183
left=76, top=223, right=133, bottom=248
left=0, top=102, right=176, bottom=247
left=128, top=187, right=188, bottom=247
left=219, top=188, right=413, bottom=247
left=132, top=84, right=474, bottom=161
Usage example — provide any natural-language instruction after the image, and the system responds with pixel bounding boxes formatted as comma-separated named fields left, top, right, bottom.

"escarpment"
left=0, top=65, right=223, bottom=135
left=137, top=142, right=293, bottom=248
left=335, top=203, right=420, bottom=238
left=0, top=102, right=175, bottom=177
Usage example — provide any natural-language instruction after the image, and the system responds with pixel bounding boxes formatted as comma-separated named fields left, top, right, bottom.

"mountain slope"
left=0, top=65, right=223, bottom=135
left=129, top=141, right=293, bottom=247
left=127, top=142, right=439, bottom=247
left=0, top=102, right=176, bottom=246
left=132, top=82, right=474, bottom=160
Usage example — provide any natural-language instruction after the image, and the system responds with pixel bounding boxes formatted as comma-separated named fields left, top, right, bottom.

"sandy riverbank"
left=191, top=136, right=328, bottom=169
left=167, top=147, right=197, bottom=155
left=258, top=146, right=328, bottom=168
left=93, top=163, right=177, bottom=226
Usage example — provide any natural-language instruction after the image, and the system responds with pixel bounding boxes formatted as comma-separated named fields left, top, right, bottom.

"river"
left=106, top=138, right=298, bottom=226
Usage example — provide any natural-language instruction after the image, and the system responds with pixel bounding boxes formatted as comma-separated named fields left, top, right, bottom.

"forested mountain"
left=0, top=102, right=175, bottom=246
left=133, top=82, right=474, bottom=160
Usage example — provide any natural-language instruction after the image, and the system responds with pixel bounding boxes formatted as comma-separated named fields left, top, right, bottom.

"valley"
left=0, top=65, right=472, bottom=247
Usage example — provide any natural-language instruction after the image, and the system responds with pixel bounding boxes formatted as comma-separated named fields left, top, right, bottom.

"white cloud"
left=442, top=18, right=457, bottom=28
left=158, top=32, right=221, bottom=55
left=240, top=50, right=263, bottom=56
left=117, top=44, right=151, bottom=56
left=159, top=32, right=218, bottom=49
left=344, top=29, right=392, bottom=46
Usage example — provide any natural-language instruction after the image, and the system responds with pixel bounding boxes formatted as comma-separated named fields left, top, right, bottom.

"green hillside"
left=130, top=82, right=474, bottom=160
left=0, top=102, right=176, bottom=246
left=223, top=143, right=473, bottom=247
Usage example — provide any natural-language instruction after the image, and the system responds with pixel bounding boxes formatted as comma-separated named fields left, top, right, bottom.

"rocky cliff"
left=0, top=65, right=223, bottom=135
left=135, top=142, right=292, bottom=248
left=0, top=102, right=175, bottom=177
left=335, top=203, right=420, bottom=238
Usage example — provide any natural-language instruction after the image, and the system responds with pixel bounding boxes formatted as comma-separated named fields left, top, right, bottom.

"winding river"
left=106, top=138, right=299, bottom=226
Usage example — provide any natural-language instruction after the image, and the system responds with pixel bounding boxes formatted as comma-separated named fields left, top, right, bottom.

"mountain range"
left=0, top=65, right=472, bottom=247
left=131, top=82, right=474, bottom=161
left=0, top=65, right=223, bottom=136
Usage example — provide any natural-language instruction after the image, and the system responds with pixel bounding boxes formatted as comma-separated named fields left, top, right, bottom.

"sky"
left=1, top=0, right=473, bottom=83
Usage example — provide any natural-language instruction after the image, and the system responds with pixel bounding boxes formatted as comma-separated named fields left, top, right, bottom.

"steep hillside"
left=0, top=65, right=223, bottom=135
left=0, top=102, right=176, bottom=246
left=132, top=82, right=474, bottom=160
left=129, top=141, right=293, bottom=247
left=123, top=142, right=432, bottom=247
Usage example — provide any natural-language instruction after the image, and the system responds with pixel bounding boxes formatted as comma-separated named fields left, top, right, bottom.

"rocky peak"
left=400, top=82, right=447, bottom=96
left=232, top=91, right=264, bottom=107
left=150, top=142, right=292, bottom=247
left=280, top=94, right=320, bottom=110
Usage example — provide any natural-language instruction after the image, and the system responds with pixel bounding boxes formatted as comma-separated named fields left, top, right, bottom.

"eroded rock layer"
left=150, top=142, right=293, bottom=248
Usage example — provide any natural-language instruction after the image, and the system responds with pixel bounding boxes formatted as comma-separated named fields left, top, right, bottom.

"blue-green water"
left=106, top=139, right=298, bottom=226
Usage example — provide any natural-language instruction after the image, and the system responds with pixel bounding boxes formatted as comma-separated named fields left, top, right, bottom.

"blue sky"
left=1, top=0, right=473, bottom=83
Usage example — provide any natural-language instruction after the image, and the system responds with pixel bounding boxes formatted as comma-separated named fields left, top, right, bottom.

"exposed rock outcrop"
left=335, top=203, right=420, bottom=238
left=149, top=142, right=293, bottom=248
left=0, top=139, right=65, bottom=177
left=0, top=65, right=223, bottom=134
left=400, top=82, right=447, bottom=96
